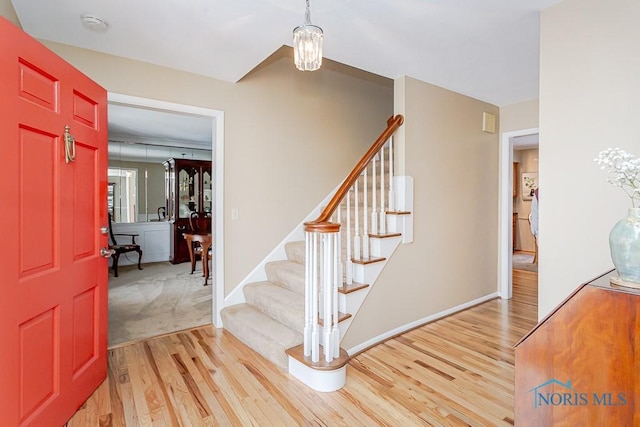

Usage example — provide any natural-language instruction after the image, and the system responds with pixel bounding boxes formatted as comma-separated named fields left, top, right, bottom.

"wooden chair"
left=108, top=213, right=143, bottom=277
left=188, top=212, right=211, bottom=275
left=189, top=211, right=211, bottom=233
left=183, top=233, right=213, bottom=286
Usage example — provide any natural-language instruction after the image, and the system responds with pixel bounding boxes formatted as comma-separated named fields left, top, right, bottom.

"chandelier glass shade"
left=293, top=0, right=323, bottom=71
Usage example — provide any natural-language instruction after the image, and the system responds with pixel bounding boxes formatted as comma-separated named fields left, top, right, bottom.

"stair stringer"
left=304, top=233, right=408, bottom=349
left=337, top=233, right=404, bottom=339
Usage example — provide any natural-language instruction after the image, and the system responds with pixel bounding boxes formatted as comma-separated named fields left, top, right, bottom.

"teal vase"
left=609, top=207, right=640, bottom=285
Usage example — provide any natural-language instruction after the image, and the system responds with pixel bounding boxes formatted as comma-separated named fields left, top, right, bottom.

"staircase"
left=220, top=242, right=306, bottom=370
left=221, top=115, right=410, bottom=390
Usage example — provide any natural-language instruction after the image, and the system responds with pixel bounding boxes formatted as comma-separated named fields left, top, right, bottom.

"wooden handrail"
left=304, top=114, right=404, bottom=233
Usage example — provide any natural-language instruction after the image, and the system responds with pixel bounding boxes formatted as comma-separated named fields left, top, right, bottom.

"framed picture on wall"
left=521, top=172, right=538, bottom=201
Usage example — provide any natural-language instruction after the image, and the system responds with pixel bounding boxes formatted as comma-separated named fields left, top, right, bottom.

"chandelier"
left=293, top=0, right=323, bottom=71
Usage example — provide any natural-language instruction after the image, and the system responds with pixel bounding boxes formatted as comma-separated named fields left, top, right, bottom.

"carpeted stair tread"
left=285, top=241, right=305, bottom=264
left=220, top=303, right=303, bottom=371
left=244, top=281, right=304, bottom=331
left=265, top=260, right=305, bottom=295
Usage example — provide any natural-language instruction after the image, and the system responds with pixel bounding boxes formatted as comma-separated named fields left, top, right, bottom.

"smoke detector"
left=80, top=14, right=109, bottom=32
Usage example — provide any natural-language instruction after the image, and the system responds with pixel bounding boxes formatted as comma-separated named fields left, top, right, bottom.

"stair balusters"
left=371, top=154, right=378, bottom=235
left=303, top=115, right=404, bottom=364
left=345, top=188, right=353, bottom=285
left=387, top=134, right=395, bottom=213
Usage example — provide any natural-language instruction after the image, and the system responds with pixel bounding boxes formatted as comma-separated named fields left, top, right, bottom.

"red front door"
left=0, top=17, right=108, bottom=426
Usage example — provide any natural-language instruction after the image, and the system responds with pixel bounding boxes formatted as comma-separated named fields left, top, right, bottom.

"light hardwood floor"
left=67, top=270, right=538, bottom=426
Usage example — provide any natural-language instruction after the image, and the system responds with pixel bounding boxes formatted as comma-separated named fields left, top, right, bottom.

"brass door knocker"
left=64, top=125, right=76, bottom=163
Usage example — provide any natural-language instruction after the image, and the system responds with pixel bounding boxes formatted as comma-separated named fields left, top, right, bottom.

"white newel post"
left=304, top=224, right=341, bottom=364
left=313, top=231, right=320, bottom=362
left=379, top=143, right=387, bottom=234
left=388, top=137, right=395, bottom=212
left=322, top=233, right=331, bottom=362
left=332, top=231, right=340, bottom=358
left=304, top=232, right=311, bottom=357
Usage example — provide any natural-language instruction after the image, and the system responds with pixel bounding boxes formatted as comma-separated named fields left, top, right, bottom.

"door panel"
left=71, top=287, right=98, bottom=374
left=18, top=308, right=59, bottom=421
left=72, top=90, right=99, bottom=128
left=0, top=16, right=108, bottom=427
left=18, top=127, right=58, bottom=275
left=18, top=59, right=58, bottom=112
left=72, top=142, right=98, bottom=259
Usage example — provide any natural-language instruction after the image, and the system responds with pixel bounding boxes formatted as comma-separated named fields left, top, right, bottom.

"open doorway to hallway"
left=513, top=134, right=539, bottom=272
left=499, top=128, right=539, bottom=300
left=106, top=94, right=225, bottom=347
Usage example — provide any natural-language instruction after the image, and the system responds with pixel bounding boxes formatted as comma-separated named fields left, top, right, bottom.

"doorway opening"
left=499, top=127, right=539, bottom=300
left=106, top=93, right=225, bottom=347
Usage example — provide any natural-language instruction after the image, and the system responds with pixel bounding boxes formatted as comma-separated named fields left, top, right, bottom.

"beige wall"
left=23, top=39, right=393, bottom=295
left=342, top=76, right=499, bottom=348
left=0, top=1, right=18, bottom=27
left=539, top=0, right=640, bottom=318
left=500, top=99, right=539, bottom=133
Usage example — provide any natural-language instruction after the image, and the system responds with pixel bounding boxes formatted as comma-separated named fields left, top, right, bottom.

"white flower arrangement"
left=594, top=148, right=640, bottom=208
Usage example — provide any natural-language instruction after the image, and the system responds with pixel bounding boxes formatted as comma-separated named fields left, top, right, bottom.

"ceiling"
left=108, top=140, right=212, bottom=164
left=104, top=101, right=214, bottom=162
left=12, top=0, right=562, bottom=108
left=108, top=102, right=213, bottom=146
left=512, top=133, right=539, bottom=150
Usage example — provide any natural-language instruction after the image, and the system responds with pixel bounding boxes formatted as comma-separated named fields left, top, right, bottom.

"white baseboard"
left=345, top=292, right=500, bottom=356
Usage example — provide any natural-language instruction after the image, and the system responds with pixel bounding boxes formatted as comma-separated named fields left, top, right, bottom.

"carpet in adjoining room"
left=513, top=252, right=537, bottom=272
left=108, top=261, right=212, bottom=348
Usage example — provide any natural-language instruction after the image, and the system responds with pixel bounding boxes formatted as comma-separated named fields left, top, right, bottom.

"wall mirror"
left=108, top=141, right=212, bottom=223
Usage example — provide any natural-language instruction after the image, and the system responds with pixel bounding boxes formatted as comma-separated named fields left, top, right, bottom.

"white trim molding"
left=107, top=93, right=226, bottom=326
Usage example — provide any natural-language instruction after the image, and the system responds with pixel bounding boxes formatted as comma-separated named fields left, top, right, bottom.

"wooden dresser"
left=514, top=270, right=639, bottom=425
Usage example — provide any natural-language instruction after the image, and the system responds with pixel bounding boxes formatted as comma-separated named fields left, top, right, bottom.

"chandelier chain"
left=305, top=0, right=312, bottom=25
